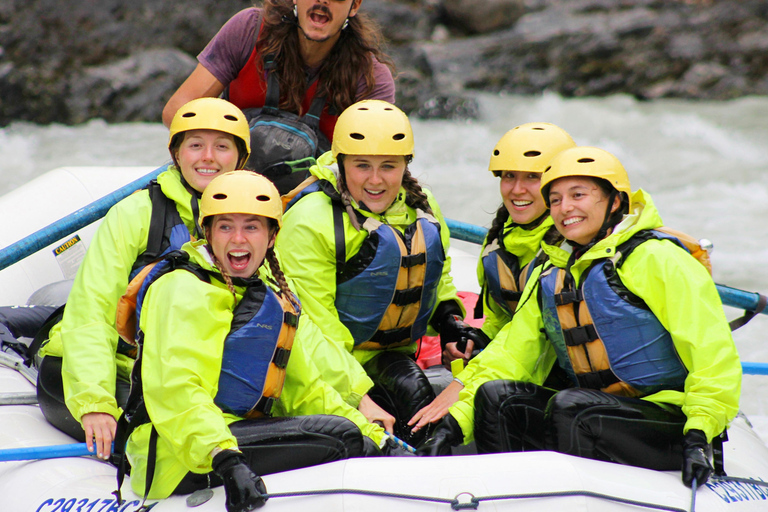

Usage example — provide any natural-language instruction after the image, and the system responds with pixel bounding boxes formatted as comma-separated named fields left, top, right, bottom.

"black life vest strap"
left=144, top=181, right=167, bottom=261
left=500, top=289, right=523, bottom=302
left=369, top=327, right=411, bottom=347
left=273, top=347, right=291, bottom=369
left=392, top=287, right=423, bottom=306
left=302, top=94, right=326, bottom=131
left=563, top=324, right=599, bottom=346
left=262, top=53, right=280, bottom=116
left=474, top=284, right=486, bottom=320
left=332, top=201, right=346, bottom=276
left=577, top=368, right=620, bottom=389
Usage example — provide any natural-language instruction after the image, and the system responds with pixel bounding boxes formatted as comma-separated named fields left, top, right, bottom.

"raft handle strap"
left=728, top=293, right=768, bottom=331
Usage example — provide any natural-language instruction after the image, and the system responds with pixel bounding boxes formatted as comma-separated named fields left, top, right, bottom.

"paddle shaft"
left=0, top=442, right=93, bottom=462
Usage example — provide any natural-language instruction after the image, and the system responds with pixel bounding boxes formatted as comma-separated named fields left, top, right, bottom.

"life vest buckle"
left=273, top=347, right=291, bottom=369
left=392, top=287, right=423, bottom=306
left=401, top=253, right=426, bottom=268
left=563, top=324, right=599, bottom=346
left=555, top=289, right=583, bottom=306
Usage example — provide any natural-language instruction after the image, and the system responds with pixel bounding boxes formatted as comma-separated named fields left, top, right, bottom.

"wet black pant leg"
left=474, top=380, right=555, bottom=454
left=544, top=388, right=687, bottom=470
left=174, top=415, right=367, bottom=495
left=37, top=356, right=85, bottom=441
left=0, top=305, right=58, bottom=339
left=363, top=351, right=436, bottom=447
left=234, top=415, right=367, bottom=473
left=37, top=355, right=130, bottom=441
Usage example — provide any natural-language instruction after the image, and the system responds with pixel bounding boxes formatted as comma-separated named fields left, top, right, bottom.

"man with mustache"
left=163, top=0, right=394, bottom=147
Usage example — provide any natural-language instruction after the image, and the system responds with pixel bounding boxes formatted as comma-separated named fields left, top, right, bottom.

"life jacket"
left=337, top=213, right=444, bottom=349
left=114, top=181, right=193, bottom=356
left=287, top=179, right=445, bottom=349
left=481, top=235, right=540, bottom=318
left=538, top=230, right=691, bottom=397
left=112, top=251, right=299, bottom=503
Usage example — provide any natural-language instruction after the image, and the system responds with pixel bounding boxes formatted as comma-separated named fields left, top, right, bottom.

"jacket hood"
left=542, top=189, right=663, bottom=281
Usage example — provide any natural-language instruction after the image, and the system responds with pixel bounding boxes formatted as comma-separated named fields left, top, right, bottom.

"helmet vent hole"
left=384, top=107, right=393, bottom=111
left=350, top=133, right=365, bottom=140
left=392, top=134, right=405, bottom=141
left=577, top=158, right=595, bottom=164
left=182, top=112, right=196, bottom=118
left=223, top=115, right=238, bottom=121
left=532, top=127, right=544, bottom=131
left=256, top=194, right=271, bottom=202
left=212, top=193, right=228, bottom=200
left=543, top=166, right=552, bottom=173
left=358, top=108, right=369, bottom=111
left=493, top=150, right=500, bottom=156
left=524, top=151, right=541, bottom=157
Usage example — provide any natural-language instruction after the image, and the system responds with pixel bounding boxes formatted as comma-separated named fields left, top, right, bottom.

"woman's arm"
left=140, top=272, right=239, bottom=472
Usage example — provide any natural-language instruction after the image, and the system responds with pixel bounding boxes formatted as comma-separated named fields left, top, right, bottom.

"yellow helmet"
left=489, top=122, right=576, bottom=174
left=169, top=98, right=251, bottom=166
left=540, top=146, right=631, bottom=209
left=200, top=170, right=283, bottom=228
left=332, top=100, right=414, bottom=157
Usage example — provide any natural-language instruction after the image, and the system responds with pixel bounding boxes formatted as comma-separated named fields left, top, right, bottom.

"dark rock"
left=441, top=0, right=525, bottom=35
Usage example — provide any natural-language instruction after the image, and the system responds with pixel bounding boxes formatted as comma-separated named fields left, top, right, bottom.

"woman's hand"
left=408, top=379, right=463, bottom=433
left=82, top=412, right=117, bottom=460
left=358, top=394, right=395, bottom=433
left=442, top=340, right=474, bottom=366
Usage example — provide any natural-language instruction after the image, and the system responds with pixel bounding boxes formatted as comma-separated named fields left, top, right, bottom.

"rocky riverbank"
left=2, top=0, right=767, bottom=125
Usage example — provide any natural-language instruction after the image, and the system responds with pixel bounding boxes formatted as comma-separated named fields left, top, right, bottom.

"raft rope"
left=245, top=475, right=768, bottom=512
left=257, top=487, right=689, bottom=511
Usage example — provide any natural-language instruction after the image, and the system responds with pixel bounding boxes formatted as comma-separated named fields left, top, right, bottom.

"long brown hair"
left=255, top=0, right=395, bottom=116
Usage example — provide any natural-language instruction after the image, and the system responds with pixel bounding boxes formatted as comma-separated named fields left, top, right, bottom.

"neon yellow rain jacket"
left=452, top=189, right=741, bottom=444
left=41, top=167, right=196, bottom=424
left=276, top=152, right=463, bottom=406
left=476, top=216, right=554, bottom=339
left=126, top=240, right=386, bottom=499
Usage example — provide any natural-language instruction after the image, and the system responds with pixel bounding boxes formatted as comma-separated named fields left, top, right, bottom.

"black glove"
left=418, top=415, right=463, bottom=456
left=212, top=450, right=268, bottom=512
left=682, top=429, right=713, bottom=488
left=440, top=314, right=486, bottom=353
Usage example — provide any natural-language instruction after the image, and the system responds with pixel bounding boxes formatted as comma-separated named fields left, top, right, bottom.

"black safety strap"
left=25, top=304, right=66, bottom=366
left=144, top=181, right=168, bottom=261
left=728, top=293, right=768, bottom=331
left=332, top=201, right=346, bottom=275
left=302, top=94, right=326, bottom=132
left=577, top=369, right=620, bottom=389
left=369, top=327, right=411, bottom=347
left=262, top=54, right=280, bottom=116
left=713, top=429, right=728, bottom=477
left=500, top=289, right=523, bottom=302
left=392, top=287, right=423, bottom=307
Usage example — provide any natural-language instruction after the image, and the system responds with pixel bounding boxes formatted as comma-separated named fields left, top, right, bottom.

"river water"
left=2, top=91, right=767, bottom=435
